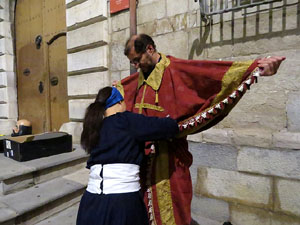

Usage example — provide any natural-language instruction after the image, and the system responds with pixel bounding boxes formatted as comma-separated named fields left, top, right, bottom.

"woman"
left=77, top=86, right=178, bottom=225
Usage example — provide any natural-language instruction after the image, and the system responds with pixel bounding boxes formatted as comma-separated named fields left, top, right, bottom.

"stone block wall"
left=109, top=0, right=300, bottom=224
left=61, top=0, right=110, bottom=143
left=0, top=0, right=299, bottom=224
left=189, top=141, right=300, bottom=225
left=0, top=0, right=17, bottom=135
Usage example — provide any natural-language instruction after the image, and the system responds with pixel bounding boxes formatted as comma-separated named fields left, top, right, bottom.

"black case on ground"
left=3, top=132, right=72, bottom=162
left=0, top=135, right=9, bottom=153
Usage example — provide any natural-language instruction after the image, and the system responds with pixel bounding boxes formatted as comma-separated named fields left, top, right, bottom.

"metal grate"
left=198, top=0, right=283, bottom=21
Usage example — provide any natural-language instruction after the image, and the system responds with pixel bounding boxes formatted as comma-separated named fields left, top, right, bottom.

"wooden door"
left=15, top=0, right=46, bottom=134
left=15, top=0, right=68, bottom=134
left=44, top=0, right=68, bottom=132
left=48, top=35, right=68, bottom=131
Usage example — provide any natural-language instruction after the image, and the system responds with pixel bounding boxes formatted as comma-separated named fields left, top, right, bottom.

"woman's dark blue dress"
left=76, top=111, right=178, bottom=225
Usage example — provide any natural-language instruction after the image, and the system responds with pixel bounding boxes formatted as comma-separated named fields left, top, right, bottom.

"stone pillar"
left=60, top=0, right=110, bottom=143
left=0, top=0, right=17, bottom=135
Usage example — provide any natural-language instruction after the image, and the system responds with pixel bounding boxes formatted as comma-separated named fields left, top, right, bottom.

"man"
left=116, top=34, right=285, bottom=225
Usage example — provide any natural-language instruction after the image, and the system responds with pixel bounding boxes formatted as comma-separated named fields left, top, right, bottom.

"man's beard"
left=141, top=64, right=156, bottom=78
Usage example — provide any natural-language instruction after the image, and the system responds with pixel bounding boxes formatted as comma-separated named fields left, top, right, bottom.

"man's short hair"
left=124, top=34, right=156, bottom=56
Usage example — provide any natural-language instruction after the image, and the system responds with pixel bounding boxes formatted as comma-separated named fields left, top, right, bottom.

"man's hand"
left=257, top=56, right=286, bottom=76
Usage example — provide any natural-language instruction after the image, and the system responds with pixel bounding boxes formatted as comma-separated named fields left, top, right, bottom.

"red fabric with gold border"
left=117, top=54, right=259, bottom=225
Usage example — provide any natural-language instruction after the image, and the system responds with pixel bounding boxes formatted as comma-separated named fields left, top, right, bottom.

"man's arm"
left=176, top=56, right=286, bottom=137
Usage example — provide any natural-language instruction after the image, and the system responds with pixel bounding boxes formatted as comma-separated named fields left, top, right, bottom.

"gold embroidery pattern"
left=155, top=142, right=176, bottom=225
left=135, top=103, right=164, bottom=112
left=136, top=54, right=173, bottom=224
left=135, top=54, right=169, bottom=114
left=115, top=81, right=124, bottom=97
left=211, top=60, right=253, bottom=105
left=138, top=85, right=148, bottom=114
left=137, top=53, right=170, bottom=91
left=177, top=66, right=260, bottom=137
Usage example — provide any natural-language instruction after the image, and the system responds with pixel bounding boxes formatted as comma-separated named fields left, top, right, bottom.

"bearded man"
left=116, top=33, right=285, bottom=225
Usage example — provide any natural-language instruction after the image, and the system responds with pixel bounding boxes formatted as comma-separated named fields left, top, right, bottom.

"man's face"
left=128, top=46, right=156, bottom=74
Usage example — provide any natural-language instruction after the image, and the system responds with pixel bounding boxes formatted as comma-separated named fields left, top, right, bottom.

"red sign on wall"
left=110, top=0, right=130, bottom=14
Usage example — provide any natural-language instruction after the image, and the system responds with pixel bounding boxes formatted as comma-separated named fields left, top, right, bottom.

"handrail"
left=196, top=0, right=283, bottom=22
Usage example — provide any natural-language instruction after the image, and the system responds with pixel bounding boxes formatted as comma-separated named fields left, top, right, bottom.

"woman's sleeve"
left=125, top=112, right=179, bottom=142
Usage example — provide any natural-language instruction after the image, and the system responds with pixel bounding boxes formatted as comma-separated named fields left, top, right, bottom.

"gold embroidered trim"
left=177, top=67, right=260, bottom=138
left=155, top=142, right=176, bottom=225
left=115, top=81, right=125, bottom=97
left=138, top=85, right=148, bottom=114
left=135, top=103, right=164, bottom=112
left=155, top=91, right=159, bottom=104
left=211, top=60, right=254, bottom=105
left=137, top=53, right=170, bottom=91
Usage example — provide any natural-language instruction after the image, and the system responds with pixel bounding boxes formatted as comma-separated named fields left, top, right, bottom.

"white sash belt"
left=86, top=163, right=140, bottom=194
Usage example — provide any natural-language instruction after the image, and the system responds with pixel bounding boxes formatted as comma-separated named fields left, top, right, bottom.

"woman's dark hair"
left=81, top=86, right=112, bottom=154
left=124, top=34, right=156, bottom=56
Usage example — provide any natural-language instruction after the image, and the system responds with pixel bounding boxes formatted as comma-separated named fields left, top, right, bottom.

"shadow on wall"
left=189, top=0, right=300, bottom=59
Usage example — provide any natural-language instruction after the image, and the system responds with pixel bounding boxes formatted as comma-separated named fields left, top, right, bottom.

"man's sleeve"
left=168, top=58, right=260, bottom=137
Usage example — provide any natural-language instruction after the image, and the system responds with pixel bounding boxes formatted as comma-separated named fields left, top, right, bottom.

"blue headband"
left=105, top=87, right=124, bottom=110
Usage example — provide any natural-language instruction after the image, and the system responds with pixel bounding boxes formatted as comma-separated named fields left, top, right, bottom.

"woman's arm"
left=124, top=112, right=179, bottom=142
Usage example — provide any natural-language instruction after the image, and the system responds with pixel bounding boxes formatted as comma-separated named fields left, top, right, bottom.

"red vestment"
left=117, top=54, right=259, bottom=225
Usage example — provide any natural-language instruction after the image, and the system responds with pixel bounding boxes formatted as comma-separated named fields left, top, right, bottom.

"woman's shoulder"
left=115, top=111, right=149, bottom=125
left=119, top=111, right=147, bottom=119
left=116, top=111, right=138, bottom=120
left=105, top=111, right=135, bottom=125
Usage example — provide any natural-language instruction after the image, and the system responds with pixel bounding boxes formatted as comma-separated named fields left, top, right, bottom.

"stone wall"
left=0, top=0, right=17, bottom=135
left=110, top=0, right=300, bottom=224
left=1, top=0, right=299, bottom=224
left=60, top=0, right=110, bottom=143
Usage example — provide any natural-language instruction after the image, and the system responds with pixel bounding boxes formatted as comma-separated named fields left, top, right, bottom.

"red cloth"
left=118, top=55, right=259, bottom=225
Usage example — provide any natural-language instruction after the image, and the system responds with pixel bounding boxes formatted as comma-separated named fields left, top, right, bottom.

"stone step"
left=0, top=168, right=89, bottom=225
left=34, top=202, right=79, bottom=225
left=0, top=145, right=88, bottom=195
